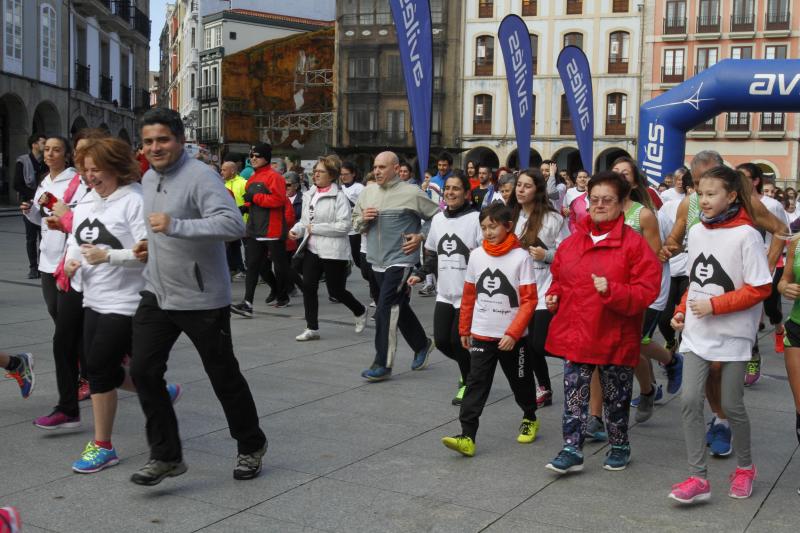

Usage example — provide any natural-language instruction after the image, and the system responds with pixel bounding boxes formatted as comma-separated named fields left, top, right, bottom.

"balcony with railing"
left=120, top=84, right=131, bottom=109
left=661, top=65, right=685, bottom=84
left=134, top=8, right=150, bottom=39
left=663, top=17, right=687, bottom=35
left=696, top=14, right=720, bottom=33
left=566, top=0, right=583, bottom=15
left=726, top=112, right=750, bottom=132
left=761, top=112, right=785, bottom=132
left=730, top=13, right=755, bottom=32
left=379, top=76, right=443, bottom=95
left=197, top=126, right=219, bottom=143
left=473, top=119, right=492, bottom=135
left=346, top=78, right=378, bottom=93
left=475, top=58, right=493, bottom=76
left=75, top=62, right=90, bottom=93
left=608, top=57, right=629, bottom=74
left=692, top=118, right=715, bottom=132
left=766, top=9, right=791, bottom=31
left=605, top=117, right=626, bottom=135
left=111, top=0, right=130, bottom=21
left=347, top=130, right=410, bottom=145
left=197, top=85, right=218, bottom=103
left=100, top=74, right=113, bottom=102
left=135, top=89, right=151, bottom=112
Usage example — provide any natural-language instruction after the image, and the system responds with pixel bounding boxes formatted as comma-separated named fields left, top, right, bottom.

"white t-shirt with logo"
left=424, top=210, right=482, bottom=308
left=680, top=223, right=772, bottom=361
left=514, top=211, right=569, bottom=310
left=464, top=247, right=536, bottom=339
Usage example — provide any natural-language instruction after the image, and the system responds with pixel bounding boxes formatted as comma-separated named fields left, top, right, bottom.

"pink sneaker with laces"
left=669, top=476, right=711, bottom=504
left=729, top=465, right=757, bottom=499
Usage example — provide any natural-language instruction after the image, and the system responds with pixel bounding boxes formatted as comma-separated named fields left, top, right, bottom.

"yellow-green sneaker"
left=442, top=434, right=475, bottom=457
left=517, top=418, right=540, bottom=443
left=451, top=379, right=466, bottom=406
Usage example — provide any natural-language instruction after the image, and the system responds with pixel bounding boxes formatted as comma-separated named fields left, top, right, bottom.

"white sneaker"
left=355, top=310, right=368, bottom=333
left=369, top=300, right=376, bottom=308
left=295, top=329, right=320, bottom=341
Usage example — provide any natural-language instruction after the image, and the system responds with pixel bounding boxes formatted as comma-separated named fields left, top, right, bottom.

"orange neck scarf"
left=483, top=232, right=520, bottom=257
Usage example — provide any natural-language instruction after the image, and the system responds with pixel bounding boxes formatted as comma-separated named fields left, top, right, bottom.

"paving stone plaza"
left=0, top=215, right=798, bottom=532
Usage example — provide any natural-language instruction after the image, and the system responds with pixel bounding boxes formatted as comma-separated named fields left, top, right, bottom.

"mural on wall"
left=222, top=28, right=334, bottom=150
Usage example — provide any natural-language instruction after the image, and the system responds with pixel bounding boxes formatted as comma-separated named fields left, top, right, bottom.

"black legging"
left=83, top=309, right=131, bottom=394
left=763, top=267, right=784, bottom=326
left=302, top=250, right=365, bottom=330
left=244, top=239, right=291, bottom=303
left=348, top=234, right=361, bottom=268
left=526, top=309, right=553, bottom=391
left=433, top=302, right=471, bottom=381
left=657, top=275, right=690, bottom=346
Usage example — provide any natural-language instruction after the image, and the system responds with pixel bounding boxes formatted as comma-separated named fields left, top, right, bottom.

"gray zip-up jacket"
left=352, top=176, right=439, bottom=269
left=142, top=150, right=245, bottom=310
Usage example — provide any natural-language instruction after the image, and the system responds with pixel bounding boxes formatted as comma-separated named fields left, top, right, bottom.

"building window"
left=612, top=0, right=629, bottom=13
left=696, top=48, right=718, bottom=73
left=348, top=56, right=377, bottom=91
left=563, top=32, right=583, bottom=49
left=40, top=4, right=56, bottom=83
left=731, top=0, right=755, bottom=31
left=475, top=36, right=494, bottom=76
left=191, top=27, right=195, bottom=48
left=761, top=112, right=785, bottom=131
left=560, top=94, right=573, bottom=135
left=727, top=112, right=750, bottom=131
left=766, top=45, right=787, bottom=59
left=522, top=0, right=536, bottom=16
left=204, top=28, right=211, bottom=49
left=214, top=27, right=221, bottom=47
left=530, top=34, right=538, bottom=74
left=731, top=46, right=752, bottom=59
left=606, top=93, right=627, bottom=135
left=3, top=0, right=22, bottom=73
left=566, top=0, right=582, bottom=15
left=608, top=31, right=629, bottom=73
left=662, top=49, right=685, bottom=83
left=348, top=104, right=378, bottom=136
left=230, top=32, right=236, bottom=40
left=766, top=0, right=791, bottom=30
left=697, top=0, right=721, bottom=33
left=473, top=94, right=492, bottom=135
left=478, top=0, right=493, bottom=18
left=386, top=110, right=405, bottom=142
left=664, top=0, right=687, bottom=34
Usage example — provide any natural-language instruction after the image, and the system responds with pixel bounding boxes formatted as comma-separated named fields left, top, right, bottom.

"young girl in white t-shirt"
left=669, top=165, right=772, bottom=505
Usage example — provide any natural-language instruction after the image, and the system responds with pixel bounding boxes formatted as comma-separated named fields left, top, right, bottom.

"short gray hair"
left=497, top=172, right=516, bottom=188
left=271, top=157, right=287, bottom=173
left=284, top=170, right=300, bottom=186
left=691, top=150, right=723, bottom=173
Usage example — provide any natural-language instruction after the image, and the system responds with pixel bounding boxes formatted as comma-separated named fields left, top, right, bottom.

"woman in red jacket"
left=543, top=171, right=661, bottom=474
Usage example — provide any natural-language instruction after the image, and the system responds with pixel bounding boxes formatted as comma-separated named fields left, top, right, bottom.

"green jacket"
left=225, top=175, right=248, bottom=223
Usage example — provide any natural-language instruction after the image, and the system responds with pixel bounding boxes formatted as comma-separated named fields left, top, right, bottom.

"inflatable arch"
left=637, top=59, right=800, bottom=184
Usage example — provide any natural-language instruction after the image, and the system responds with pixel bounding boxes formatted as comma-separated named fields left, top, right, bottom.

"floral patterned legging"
left=562, top=361, right=634, bottom=449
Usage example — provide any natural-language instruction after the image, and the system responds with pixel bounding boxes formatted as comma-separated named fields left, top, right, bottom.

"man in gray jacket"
left=352, top=151, right=439, bottom=382
left=128, top=108, right=267, bottom=486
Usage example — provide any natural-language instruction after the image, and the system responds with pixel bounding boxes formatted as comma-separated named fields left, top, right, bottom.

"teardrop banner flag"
left=498, top=14, right=534, bottom=169
left=389, top=0, right=433, bottom=175
left=557, top=46, right=594, bottom=173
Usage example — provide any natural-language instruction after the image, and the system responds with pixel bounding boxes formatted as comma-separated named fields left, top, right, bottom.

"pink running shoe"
left=33, top=411, right=81, bottom=430
left=0, top=506, right=21, bottom=533
left=729, top=465, right=757, bottom=499
left=77, top=378, right=91, bottom=401
left=669, top=476, right=711, bottom=504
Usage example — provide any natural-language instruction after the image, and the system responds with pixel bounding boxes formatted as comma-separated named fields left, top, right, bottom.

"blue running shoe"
left=666, top=353, right=684, bottom=395
left=72, top=441, right=119, bottom=473
left=631, top=384, right=663, bottom=407
left=709, top=422, right=732, bottom=457
left=361, top=365, right=392, bottom=382
left=5, top=352, right=34, bottom=399
left=411, top=338, right=434, bottom=371
left=603, top=444, right=631, bottom=471
left=167, top=383, right=183, bottom=405
left=545, top=446, right=584, bottom=474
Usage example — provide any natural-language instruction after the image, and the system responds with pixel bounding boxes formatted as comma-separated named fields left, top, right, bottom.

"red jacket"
left=244, top=165, right=288, bottom=239
left=545, top=213, right=661, bottom=367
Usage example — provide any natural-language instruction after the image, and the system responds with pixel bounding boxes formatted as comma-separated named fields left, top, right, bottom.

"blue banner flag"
left=557, top=46, right=594, bottom=173
left=389, top=0, right=433, bottom=175
left=498, top=15, right=534, bottom=170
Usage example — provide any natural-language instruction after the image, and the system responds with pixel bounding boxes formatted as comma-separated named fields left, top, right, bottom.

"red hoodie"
left=244, top=165, right=288, bottom=239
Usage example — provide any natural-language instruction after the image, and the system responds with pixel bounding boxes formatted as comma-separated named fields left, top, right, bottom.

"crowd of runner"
left=2, top=108, right=800, bottom=530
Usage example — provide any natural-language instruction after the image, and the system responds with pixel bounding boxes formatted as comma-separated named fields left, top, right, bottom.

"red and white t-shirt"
left=463, top=247, right=536, bottom=339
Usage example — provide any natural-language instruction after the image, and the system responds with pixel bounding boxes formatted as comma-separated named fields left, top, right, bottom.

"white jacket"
left=66, top=184, right=147, bottom=316
left=25, top=167, right=87, bottom=274
left=291, top=183, right=352, bottom=261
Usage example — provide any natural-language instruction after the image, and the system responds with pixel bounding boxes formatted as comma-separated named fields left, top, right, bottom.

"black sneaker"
left=230, top=302, right=253, bottom=318
left=328, top=296, right=341, bottom=303
left=233, top=443, right=267, bottom=480
left=274, top=299, right=290, bottom=308
left=264, top=292, right=276, bottom=305
left=27, top=268, right=39, bottom=279
left=130, top=459, right=188, bottom=486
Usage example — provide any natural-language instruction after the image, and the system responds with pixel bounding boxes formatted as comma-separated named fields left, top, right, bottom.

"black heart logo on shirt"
left=437, top=233, right=471, bottom=259
left=75, top=218, right=124, bottom=249
left=690, top=253, right=734, bottom=293
left=476, top=268, right=519, bottom=307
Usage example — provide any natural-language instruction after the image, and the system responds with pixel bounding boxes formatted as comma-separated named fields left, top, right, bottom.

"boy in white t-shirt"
left=441, top=203, right=538, bottom=457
